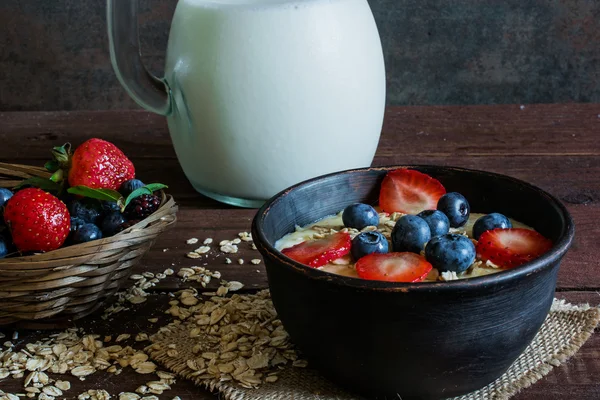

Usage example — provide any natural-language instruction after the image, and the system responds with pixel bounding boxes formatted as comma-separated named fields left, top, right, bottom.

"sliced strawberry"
left=476, top=228, right=553, bottom=269
left=379, top=168, right=446, bottom=214
left=355, top=252, right=432, bottom=283
left=281, top=232, right=351, bottom=268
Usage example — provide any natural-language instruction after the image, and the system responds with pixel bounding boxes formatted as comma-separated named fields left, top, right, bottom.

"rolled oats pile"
left=0, top=232, right=284, bottom=400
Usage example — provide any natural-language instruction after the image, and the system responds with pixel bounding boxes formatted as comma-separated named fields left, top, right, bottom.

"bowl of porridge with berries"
left=251, top=165, right=574, bottom=399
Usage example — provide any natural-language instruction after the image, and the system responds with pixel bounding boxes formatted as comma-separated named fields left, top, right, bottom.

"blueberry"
left=69, top=199, right=102, bottom=224
left=70, top=217, right=86, bottom=233
left=342, top=203, right=379, bottom=230
left=437, top=192, right=470, bottom=228
left=0, top=234, right=9, bottom=258
left=101, top=201, right=121, bottom=213
left=472, top=213, right=512, bottom=240
left=351, top=231, right=389, bottom=260
left=120, top=179, right=145, bottom=197
left=391, top=215, right=431, bottom=253
left=100, top=211, right=127, bottom=237
left=72, top=223, right=102, bottom=244
left=425, top=234, right=476, bottom=273
left=0, top=188, right=13, bottom=208
left=417, top=210, right=450, bottom=237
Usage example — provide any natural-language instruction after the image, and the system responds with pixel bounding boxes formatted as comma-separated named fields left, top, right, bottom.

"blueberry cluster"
left=68, top=179, right=157, bottom=245
left=342, top=193, right=512, bottom=274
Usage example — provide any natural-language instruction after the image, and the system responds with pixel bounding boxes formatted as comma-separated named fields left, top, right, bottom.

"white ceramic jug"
left=107, top=0, right=386, bottom=207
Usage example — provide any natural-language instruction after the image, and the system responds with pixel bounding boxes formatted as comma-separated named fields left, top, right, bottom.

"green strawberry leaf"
left=67, top=186, right=123, bottom=202
left=49, top=169, right=64, bottom=183
left=144, top=183, right=168, bottom=192
left=45, top=160, right=60, bottom=172
left=14, top=177, right=63, bottom=193
left=123, top=183, right=168, bottom=208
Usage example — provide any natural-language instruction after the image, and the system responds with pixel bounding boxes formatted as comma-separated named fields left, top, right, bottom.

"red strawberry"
left=379, top=168, right=446, bottom=214
left=476, top=228, right=553, bottom=269
left=356, top=252, right=432, bottom=282
left=68, top=138, right=135, bottom=190
left=4, top=188, right=71, bottom=252
left=281, top=232, right=351, bottom=267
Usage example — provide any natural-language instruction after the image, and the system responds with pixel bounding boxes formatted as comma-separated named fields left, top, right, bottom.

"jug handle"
left=107, top=0, right=172, bottom=116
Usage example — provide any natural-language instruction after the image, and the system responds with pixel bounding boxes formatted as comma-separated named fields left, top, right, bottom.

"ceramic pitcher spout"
left=107, top=0, right=172, bottom=116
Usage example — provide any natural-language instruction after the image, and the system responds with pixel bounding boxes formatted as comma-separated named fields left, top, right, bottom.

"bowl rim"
left=251, top=165, right=575, bottom=292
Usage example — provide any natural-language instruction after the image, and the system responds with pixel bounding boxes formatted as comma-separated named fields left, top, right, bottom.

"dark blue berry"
left=125, top=195, right=161, bottom=219
left=0, top=234, right=9, bottom=258
left=0, top=188, right=13, bottom=208
left=417, top=210, right=450, bottom=237
left=351, top=231, right=389, bottom=260
left=391, top=215, right=431, bottom=254
left=342, top=203, right=379, bottom=230
left=69, top=199, right=102, bottom=224
left=120, top=179, right=145, bottom=197
left=100, top=211, right=127, bottom=237
left=472, top=213, right=512, bottom=240
left=437, top=192, right=470, bottom=228
left=425, top=233, right=476, bottom=273
left=70, top=217, right=86, bottom=233
left=101, top=201, right=121, bottom=213
left=72, top=223, right=102, bottom=244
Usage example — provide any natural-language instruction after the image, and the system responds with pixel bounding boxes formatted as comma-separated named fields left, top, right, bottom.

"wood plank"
left=0, top=292, right=597, bottom=400
left=1, top=104, right=599, bottom=160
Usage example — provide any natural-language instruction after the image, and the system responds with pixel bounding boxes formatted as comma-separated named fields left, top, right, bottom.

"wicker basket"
left=0, top=162, right=178, bottom=328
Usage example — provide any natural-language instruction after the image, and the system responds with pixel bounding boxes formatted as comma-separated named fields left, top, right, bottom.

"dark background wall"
left=1, top=0, right=599, bottom=111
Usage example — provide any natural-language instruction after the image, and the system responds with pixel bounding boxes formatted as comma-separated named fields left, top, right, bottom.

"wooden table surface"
left=0, top=104, right=599, bottom=399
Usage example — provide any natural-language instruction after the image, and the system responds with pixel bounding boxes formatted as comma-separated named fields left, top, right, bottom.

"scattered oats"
left=195, top=246, right=211, bottom=254
left=238, top=232, right=253, bottom=242
left=181, top=296, right=199, bottom=306
left=164, top=268, right=174, bottom=276
left=203, top=238, right=213, bottom=245
left=256, top=270, right=261, bottom=273
left=115, top=334, right=131, bottom=342
left=11, top=332, right=18, bottom=340
left=163, top=248, right=169, bottom=252
left=250, top=259, right=261, bottom=265
left=4, top=341, right=13, bottom=347
left=227, top=281, right=244, bottom=292
left=237, top=258, right=244, bottom=265
left=293, top=360, right=308, bottom=368
left=186, top=252, right=201, bottom=259
left=135, top=386, right=148, bottom=395
left=225, top=258, right=232, bottom=264
left=220, top=244, right=238, bottom=254
left=119, top=393, right=140, bottom=400
left=219, top=240, right=231, bottom=246
left=156, top=371, right=175, bottom=380
left=130, top=274, right=144, bottom=280
left=232, top=238, right=241, bottom=244
left=135, top=362, right=157, bottom=374
left=71, top=366, right=95, bottom=377
left=251, top=243, right=257, bottom=250
left=135, top=333, right=149, bottom=342
left=42, top=386, right=62, bottom=397
left=0, top=332, right=4, bottom=339
left=129, top=296, right=147, bottom=304
left=216, top=286, right=229, bottom=297
left=265, top=375, right=279, bottom=383
left=141, top=397, right=159, bottom=400
left=55, top=381, right=70, bottom=391
left=156, top=273, right=166, bottom=279
left=148, top=318, right=159, bottom=323
left=146, top=381, right=170, bottom=391
left=171, top=397, right=181, bottom=400
left=186, top=238, right=199, bottom=245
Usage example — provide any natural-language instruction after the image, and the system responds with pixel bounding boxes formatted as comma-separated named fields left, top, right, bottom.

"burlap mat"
left=148, top=297, right=600, bottom=400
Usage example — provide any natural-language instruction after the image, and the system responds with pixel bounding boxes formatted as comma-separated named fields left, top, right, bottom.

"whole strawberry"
left=4, top=188, right=71, bottom=252
left=68, top=138, right=135, bottom=190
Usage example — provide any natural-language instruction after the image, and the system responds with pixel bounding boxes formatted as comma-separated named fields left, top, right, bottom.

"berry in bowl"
left=251, top=166, right=574, bottom=399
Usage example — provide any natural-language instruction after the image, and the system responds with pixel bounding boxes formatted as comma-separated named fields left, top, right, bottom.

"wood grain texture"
left=0, top=105, right=598, bottom=398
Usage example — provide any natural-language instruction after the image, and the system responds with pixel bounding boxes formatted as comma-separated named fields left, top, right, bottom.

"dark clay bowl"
left=251, top=165, right=575, bottom=399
